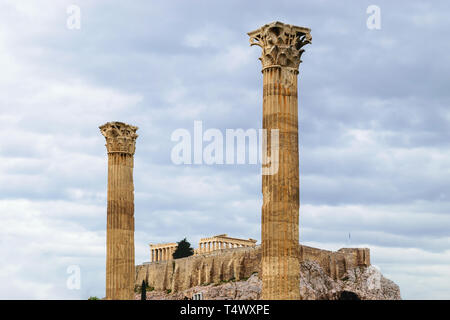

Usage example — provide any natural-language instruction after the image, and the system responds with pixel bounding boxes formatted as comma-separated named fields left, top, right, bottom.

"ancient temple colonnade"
left=197, top=234, right=257, bottom=254
left=150, top=243, right=178, bottom=262
left=149, top=234, right=257, bottom=262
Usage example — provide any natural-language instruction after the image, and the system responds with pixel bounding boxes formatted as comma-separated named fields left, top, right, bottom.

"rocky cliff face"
left=136, top=246, right=261, bottom=293
left=136, top=261, right=401, bottom=300
left=135, top=245, right=371, bottom=293
left=299, top=261, right=401, bottom=300
left=135, top=244, right=400, bottom=300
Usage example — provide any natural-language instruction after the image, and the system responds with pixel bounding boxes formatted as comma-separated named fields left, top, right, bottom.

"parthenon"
left=197, top=234, right=257, bottom=254
left=150, top=243, right=177, bottom=262
left=149, top=234, right=257, bottom=262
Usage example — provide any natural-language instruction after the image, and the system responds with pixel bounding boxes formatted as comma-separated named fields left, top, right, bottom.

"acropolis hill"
left=137, top=241, right=369, bottom=292
left=135, top=240, right=401, bottom=300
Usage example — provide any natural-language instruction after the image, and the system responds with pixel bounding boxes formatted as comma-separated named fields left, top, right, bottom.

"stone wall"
left=136, top=262, right=401, bottom=300
left=135, top=244, right=370, bottom=293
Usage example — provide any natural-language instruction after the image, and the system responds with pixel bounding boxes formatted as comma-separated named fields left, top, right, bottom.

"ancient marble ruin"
left=100, top=121, right=138, bottom=300
left=196, top=234, right=257, bottom=254
left=135, top=244, right=379, bottom=299
left=100, top=21, right=399, bottom=301
left=150, top=234, right=257, bottom=262
left=150, top=243, right=178, bottom=262
left=248, top=21, right=311, bottom=299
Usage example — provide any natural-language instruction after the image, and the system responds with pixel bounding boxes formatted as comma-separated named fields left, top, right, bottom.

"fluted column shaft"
left=261, top=66, right=300, bottom=300
left=106, top=152, right=135, bottom=299
left=248, top=21, right=311, bottom=300
left=101, top=121, right=138, bottom=300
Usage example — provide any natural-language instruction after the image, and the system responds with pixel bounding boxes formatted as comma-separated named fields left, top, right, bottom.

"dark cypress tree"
left=141, top=280, right=146, bottom=300
left=172, top=238, right=194, bottom=259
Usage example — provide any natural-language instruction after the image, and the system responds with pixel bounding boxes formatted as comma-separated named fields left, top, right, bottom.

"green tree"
left=172, top=238, right=194, bottom=259
left=141, top=280, right=147, bottom=300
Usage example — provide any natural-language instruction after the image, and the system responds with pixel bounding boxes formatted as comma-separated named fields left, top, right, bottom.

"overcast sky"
left=0, top=0, right=449, bottom=300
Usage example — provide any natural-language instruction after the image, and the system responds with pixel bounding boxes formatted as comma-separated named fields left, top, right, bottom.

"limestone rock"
left=135, top=245, right=371, bottom=295
left=340, top=265, right=401, bottom=300
left=299, top=260, right=341, bottom=300
left=135, top=261, right=401, bottom=300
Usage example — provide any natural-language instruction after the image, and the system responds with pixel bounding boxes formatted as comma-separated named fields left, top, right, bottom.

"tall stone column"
left=100, top=121, right=138, bottom=300
left=248, top=21, right=311, bottom=300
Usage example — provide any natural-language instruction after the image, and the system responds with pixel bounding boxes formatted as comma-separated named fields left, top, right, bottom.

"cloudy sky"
left=0, top=0, right=449, bottom=300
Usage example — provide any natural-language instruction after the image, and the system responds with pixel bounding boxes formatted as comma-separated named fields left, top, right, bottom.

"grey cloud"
left=0, top=0, right=449, bottom=300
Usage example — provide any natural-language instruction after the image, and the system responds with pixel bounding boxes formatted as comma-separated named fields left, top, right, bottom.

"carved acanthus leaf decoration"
left=100, top=121, right=138, bottom=155
left=248, top=21, right=311, bottom=70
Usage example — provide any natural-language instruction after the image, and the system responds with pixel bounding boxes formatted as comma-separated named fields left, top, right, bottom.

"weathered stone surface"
left=299, top=261, right=401, bottom=300
left=150, top=235, right=257, bottom=262
left=248, top=21, right=311, bottom=70
left=135, top=245, right=371, bottom=295
left=101, top=121, right=138, bottom=300
left=136, top=246, right=261, bottom=294
left=138, top=274, right=262, bottom=300
left=100, top=121, right=138, bottom=155
left=135, top=261, right=400, bottom=300
left=248, top=21, right=312, bottom=300
left=340, top=265, right=401, bottom=300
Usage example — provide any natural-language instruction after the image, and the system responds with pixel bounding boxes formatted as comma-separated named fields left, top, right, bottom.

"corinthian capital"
left=248, top=21, right=311, bottom=70
left=100, top=121, right=138, bottom=155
